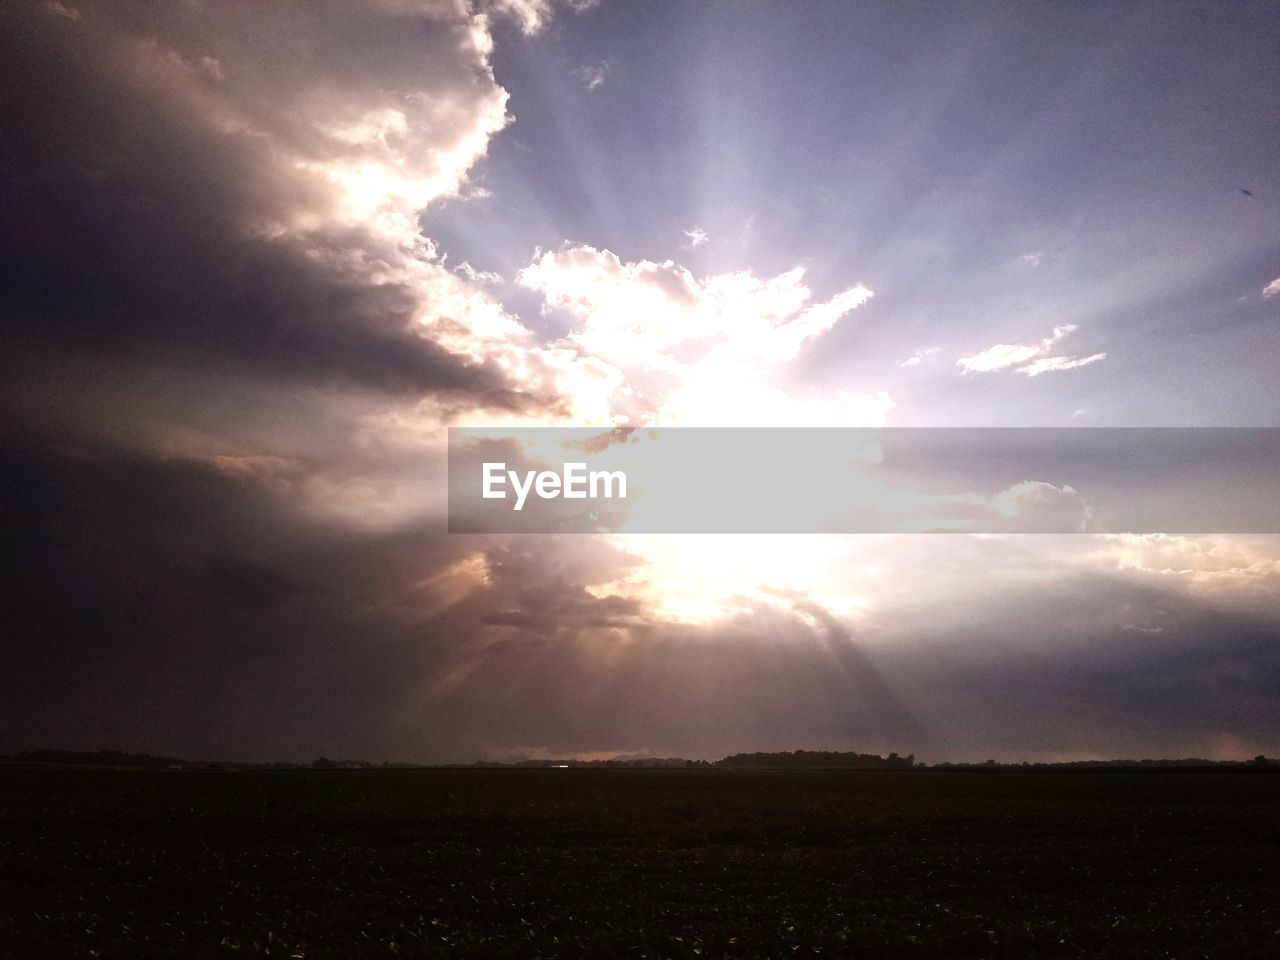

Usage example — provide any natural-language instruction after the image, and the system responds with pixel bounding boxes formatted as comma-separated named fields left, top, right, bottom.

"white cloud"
left=1012, top=251, right=1042, bottom=269
left=1018, top=352, right=1107, bottom=377
left=683, top=226, right=709, bottom=249
left=518, top=245, right=870, bottom=368
left=919, top=481, right=1095, bottom=533
left=455, top=262, right=503, bottom=285
left=490, top=0, right=597, bottom=36
left=488, top=0, right=554, bottom=35
left=958, top=324, right=1075, bottom=373
left=899, top=347, right=940, bottom=368
left=1263, top=277, right=1280, bottom=299
left=1105, top=535, right=1280, bottom=594
left=518, top=244, right=884, bottom=425
left=958, top=324, right=1106, bottom=377
left=575, top=62, right=607, bottom=90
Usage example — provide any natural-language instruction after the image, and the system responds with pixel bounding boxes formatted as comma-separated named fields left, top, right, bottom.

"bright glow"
left=589, top=535, right=872, bottom=625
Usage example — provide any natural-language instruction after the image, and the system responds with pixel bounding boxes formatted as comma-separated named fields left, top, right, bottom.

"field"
left=1, top=767, right=1278, bottom=958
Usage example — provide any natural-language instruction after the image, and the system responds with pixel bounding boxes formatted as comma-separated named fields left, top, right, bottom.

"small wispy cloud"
left=1018, top=353, right=1107, bottom=376
left=456, top=262, right=503, bottom=285
left=1012, top=251, right=1042, bottom=270
left=958, top=324, right=1106, bottom=377
left=683, top=226, right=709, bottom=249
left=899, top=347, right=940, bottom=368
left=1263, top=277, right=1280, bottom=299
left=575, top=62, right=608, bottom=91
left=491, top=0, right=554, bottom=35
left=494, top=0, right=598, bottom=36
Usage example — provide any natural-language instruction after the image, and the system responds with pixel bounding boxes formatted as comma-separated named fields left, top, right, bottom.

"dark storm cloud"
left=478, top=591, right=648, bottom=633
left=0, top=1, right=524, bottom=405
left=0, top=435, right=478, bottom=760
left=205, top=556, right=308, bottom=610
left=473, top=537, right=653, bottom=635
left=0, top=0, right=585, bottom=763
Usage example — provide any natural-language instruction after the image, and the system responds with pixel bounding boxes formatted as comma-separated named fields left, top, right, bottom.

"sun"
left=586, top=533, right=874, bottom=626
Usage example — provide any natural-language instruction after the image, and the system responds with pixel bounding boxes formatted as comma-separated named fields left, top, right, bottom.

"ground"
left=1, top=767, right=1278, bottom=958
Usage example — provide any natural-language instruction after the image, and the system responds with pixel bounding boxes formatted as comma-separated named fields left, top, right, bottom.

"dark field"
left=2, top=768, right=1279, bottom=958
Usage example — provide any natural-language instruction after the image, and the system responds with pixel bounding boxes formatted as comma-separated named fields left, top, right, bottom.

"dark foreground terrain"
left=1, top=767, right=1278, bottom=958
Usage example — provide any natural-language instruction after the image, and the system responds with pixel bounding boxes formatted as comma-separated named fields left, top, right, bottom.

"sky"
left=1, top=0, right=1279, bottom=763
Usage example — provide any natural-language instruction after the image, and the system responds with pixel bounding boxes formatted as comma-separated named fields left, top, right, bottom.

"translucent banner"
left=447, top=427, right=1280, bottom=534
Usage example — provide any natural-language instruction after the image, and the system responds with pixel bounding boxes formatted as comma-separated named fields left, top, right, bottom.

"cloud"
left=1263, top=277, right=1280, bottom=299
left=1121, top=623, right=1164, bottom=634
left=1017, top=352, right=1107, bottom=376
left=575, top=61, right=608, bottom=91
left=1012, top=251, right=1042, bottom=270
left=487, top=0, right=597, bottom=35
left=957, top=324, right=1076, bottom=373
left=206, top=555, right=308, bottom=610
left=0, top=0, right=534, bottom=405
left=0, top=0, right=647, bottom=442
left=456, top=262, right=504, bottom=285
left=1105, top=534, right=1280, bottom=592
left=926, top=481, right=1096, bottom=533
left=899, top=347, right=940, bottom=368
left=957, top=324, right=1106, bottom=377
left=518, top=243, right=883, bottom=425
left=683, top=226, right=709, bottom=249
left=486, top=0, right=555, bottom=35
